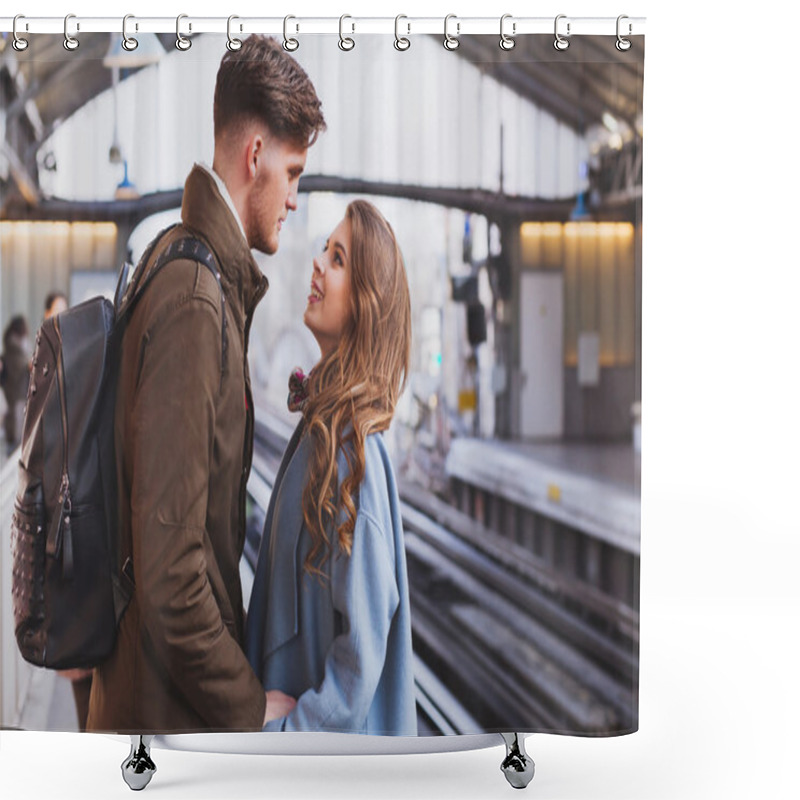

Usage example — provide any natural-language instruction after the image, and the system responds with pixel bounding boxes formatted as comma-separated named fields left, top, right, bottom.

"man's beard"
left=246, top=182, right=279, bottom=255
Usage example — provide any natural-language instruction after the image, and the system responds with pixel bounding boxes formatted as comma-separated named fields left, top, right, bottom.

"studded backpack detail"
left=10, top=229, right=225, bottom=669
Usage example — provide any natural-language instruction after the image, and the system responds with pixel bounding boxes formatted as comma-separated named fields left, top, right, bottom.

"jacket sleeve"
left=265, top=510, right=400, bottom=733
left=128, top=276, right=265, bottom=730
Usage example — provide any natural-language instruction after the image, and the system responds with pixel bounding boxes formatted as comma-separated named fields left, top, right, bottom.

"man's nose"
left=287, top=185, right=299, bottom=210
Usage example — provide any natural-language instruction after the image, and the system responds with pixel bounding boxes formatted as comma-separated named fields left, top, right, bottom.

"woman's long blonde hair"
left=301, top=200, right=411, bottom=577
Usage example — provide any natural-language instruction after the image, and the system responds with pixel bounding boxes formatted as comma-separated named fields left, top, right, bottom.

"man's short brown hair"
left=214, top=35, right=325, bottom=148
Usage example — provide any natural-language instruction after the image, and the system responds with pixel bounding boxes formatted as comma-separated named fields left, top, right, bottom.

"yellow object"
left=458, top=389, right=477, bottom=412
left=547, top=484, right=562, bottom=503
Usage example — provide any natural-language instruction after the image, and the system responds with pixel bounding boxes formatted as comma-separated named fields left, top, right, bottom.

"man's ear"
left=246, top=132, right=266, bottom=180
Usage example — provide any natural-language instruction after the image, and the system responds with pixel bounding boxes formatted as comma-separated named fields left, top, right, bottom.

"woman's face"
left=304, top=216, right=353, bottom=357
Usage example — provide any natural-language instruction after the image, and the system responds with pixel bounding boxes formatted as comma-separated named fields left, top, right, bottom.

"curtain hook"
left=499, top=14, right=516, bottom=51
left=554, top=14, right=570, bottom=51
left=226, top=15, right=242, bottom=51
left=616, top=15, right=632, bottom=51
left=122, top=14, right=139, bottom=51
left=443, top=14, right=460, bottom=51
left=339, top=15, right=355, bottom=51
left=283, top=15, right=299, bottom=51
left=394, top=14, right=411, bottom=51
left=12, top=15, right=29, bottom=52
left=176, top=14, right=192, bottom=51
left=63, top=14, right=80, bottom=51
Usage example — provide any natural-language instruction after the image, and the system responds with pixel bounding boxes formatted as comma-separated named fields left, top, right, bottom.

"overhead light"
left=115, top=161, right=139, bottom=200
left=570, top=160, right=592, bottom=221
left=103, top=33, right=164, bottom=167
left=602, top=111, right=619, bottom=132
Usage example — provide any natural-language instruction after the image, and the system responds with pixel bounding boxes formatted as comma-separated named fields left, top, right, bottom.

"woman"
left=246, top=200, right=417, bottom=735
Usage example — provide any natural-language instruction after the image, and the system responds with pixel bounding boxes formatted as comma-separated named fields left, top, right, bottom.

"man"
left=87, top=35, right=325, bottom=733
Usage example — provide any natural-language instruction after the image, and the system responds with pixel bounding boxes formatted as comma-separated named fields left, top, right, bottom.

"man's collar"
left=196, top=161, right=247, bottom=243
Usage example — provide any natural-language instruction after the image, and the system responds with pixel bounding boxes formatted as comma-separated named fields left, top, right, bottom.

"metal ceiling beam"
left=454, top=37, right=588, bottom=131
left=1, top=173, right=636, bottom=226
left=0, top=142, right=40, bottom=205
left=451, top=35, right=643, bottom=135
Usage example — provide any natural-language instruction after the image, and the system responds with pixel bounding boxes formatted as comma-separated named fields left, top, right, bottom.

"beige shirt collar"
left=196, top=161, right=248, bottom=243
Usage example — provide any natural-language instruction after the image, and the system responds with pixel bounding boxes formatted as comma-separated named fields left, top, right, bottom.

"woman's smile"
left=303, top=216, right=353, bottom=356
left=308, top=279, right=324, bottom=304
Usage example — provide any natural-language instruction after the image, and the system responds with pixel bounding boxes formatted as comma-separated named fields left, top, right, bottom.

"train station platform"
left=445, top=437, right=641, bottom=555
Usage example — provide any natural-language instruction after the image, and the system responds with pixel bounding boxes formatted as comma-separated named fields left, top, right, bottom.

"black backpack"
left=10, top=227, right=226, bottom=670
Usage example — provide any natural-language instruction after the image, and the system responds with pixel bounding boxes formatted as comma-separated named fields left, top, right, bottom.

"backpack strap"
left=115, top=222, right=180, bottom=314
left=116, top=232, right=229, bottom=375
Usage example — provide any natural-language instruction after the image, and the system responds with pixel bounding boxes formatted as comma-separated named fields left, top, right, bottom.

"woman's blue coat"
left=246, top=420, right=417, bottom=735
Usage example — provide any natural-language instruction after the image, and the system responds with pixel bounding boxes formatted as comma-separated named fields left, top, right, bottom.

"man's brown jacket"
left=87, top=166, right=268, bottom=732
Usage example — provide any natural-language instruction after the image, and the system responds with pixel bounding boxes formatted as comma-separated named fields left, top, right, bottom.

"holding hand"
left=264, top=690, right=297, bottom=725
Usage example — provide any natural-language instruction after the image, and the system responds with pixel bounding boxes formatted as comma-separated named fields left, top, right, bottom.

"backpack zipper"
left=46, top=317, right=74, bottom=579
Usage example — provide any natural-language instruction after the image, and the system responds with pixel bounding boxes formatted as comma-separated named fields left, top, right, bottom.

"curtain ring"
left=443, top=14, right=460, bottom=51
left=12, top=15, right=29, bottom=52
left=226, top=15, right=242, bottom=51
left=122, top=14, right=139, bottom=51
left=339, top=15, right=355, bottom=51
left=176, top=14, right=192, bottom=51
left=616, top=15, right=632, bottom=51
left=283, top=15, right=299, bottom=51
left=63, top=14, right=80, bottom=51
left=554, top=14, right=570, bottom=51
left=499, top=14, right=515, bottom=51
left=394, top=15, right=411, bottom=51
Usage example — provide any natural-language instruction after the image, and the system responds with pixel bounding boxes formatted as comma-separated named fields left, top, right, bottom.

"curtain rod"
left=0, top=15, right=646, bottom=38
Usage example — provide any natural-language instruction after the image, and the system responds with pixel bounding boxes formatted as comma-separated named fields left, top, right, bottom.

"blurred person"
left=44, top=291, right=68, bottom=320
left=1, top=315, right=31, bottom=454
left=246, top=200, right=417, bottom=735
left=87, top=35, right=325, bottom=734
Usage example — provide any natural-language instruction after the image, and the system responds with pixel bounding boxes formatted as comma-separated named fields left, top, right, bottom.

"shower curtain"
left=1, top=17, right=644, bottom=743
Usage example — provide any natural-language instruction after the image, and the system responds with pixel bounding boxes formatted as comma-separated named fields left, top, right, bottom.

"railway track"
left=246, top=412, right=638, bottom=736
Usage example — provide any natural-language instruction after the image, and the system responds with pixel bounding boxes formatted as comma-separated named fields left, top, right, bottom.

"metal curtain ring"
left=499, top=14, right=515, bottom=51
left=616, top=15, right=632, bottom=51
left=554, top=14, right=570, bottom=51
left=443, top=14, right=460, bottom=51
left=226, top=15, right=242, bottom=51
left=176, top=14, right=192, bottom=51
left=122, top=14, right=139, bottom=51
left=394, top=15, right=410, bottom=51
left=283, top=16, right=299, bottom=51
left=63, top=14, right=80, bottom=51
left=12, top=15, right=29, bottom=51
left=339, top=15, right=355, bottom=51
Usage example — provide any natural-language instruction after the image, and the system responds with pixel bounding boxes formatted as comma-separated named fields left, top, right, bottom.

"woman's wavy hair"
left=301, top=200, right=411, bottom=577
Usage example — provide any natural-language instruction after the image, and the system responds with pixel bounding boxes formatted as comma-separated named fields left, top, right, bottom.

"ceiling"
left=1, top=31, right=643, bottom=216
